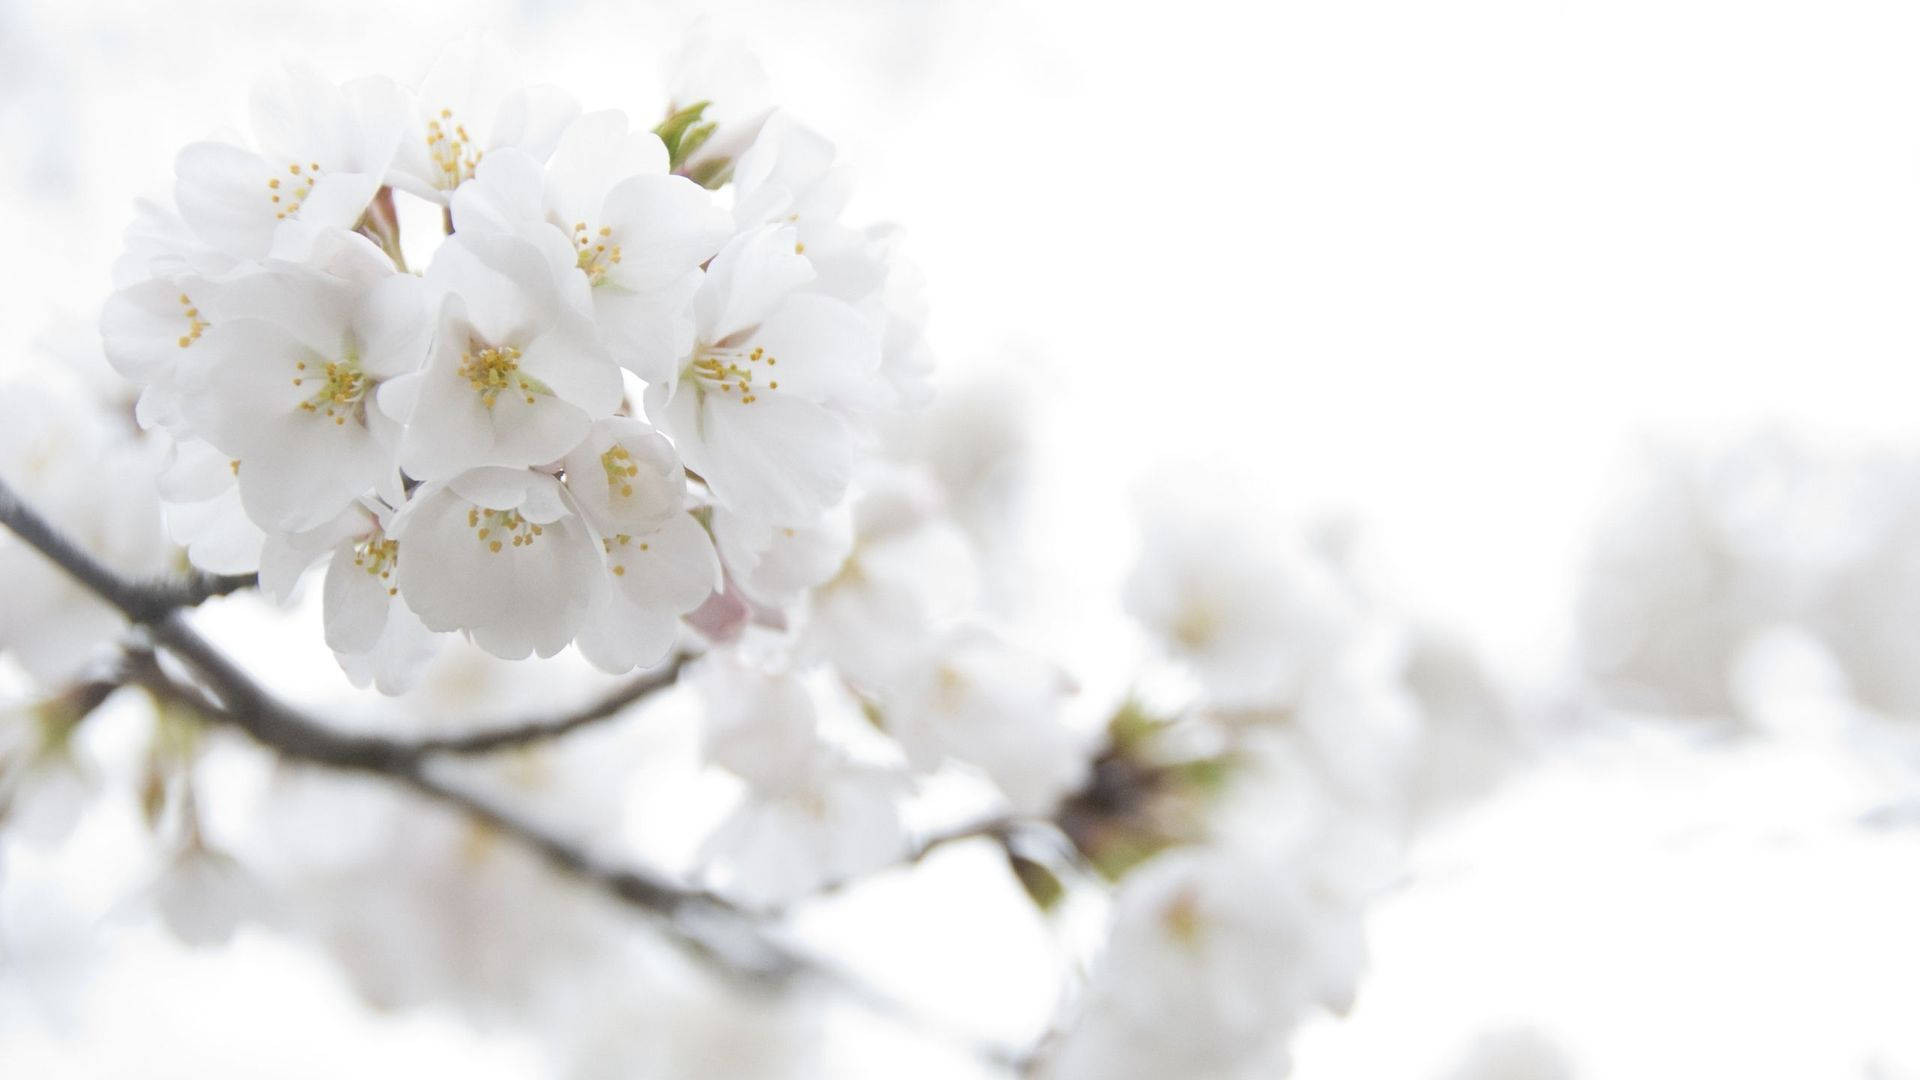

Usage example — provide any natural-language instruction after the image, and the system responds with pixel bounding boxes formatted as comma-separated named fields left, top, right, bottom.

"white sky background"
left=4, top=0, right=1920, bottom=1076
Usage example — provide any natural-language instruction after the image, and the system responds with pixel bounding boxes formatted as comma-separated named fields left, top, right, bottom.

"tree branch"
left=121, top=624, right=736, bottom=917
left=3, top=475, right=1023, bottom=1069
left=783, top=813, right=1019, bottom=911
left=0, top=477, right=252, bottom=621
left=4, top=474, right=678, bottom=759
left=2, top=475, right=723, bottom=921
left=402, top=652, right=690, bottom=755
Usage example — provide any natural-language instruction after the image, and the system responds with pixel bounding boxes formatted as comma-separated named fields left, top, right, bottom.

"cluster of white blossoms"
left=1036, top=506, right=1521, bottom=1080
left=101, top=37, right=930, bottom=694
left=61, top=37, right=1092, bottom=915
left=0, top=35, right=1549, bottom=1079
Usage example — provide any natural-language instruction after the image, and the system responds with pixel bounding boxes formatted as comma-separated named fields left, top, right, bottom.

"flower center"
left=174, top=293, right=207, bottom=349
left=458, top=341, right=545, bottom=409
left=600, top=445, right=643, bottom=499
left=599, top=531, right=650, bottom=577
left=350, top=534, right=400, bottom=597
left=686, top=341, right=780, bottom=405
left=466, top=506, right=544, bottom=554
left=269, top=161, right=323, bottom=221
left=1161, top=888, right=1207, bottom=948
left=570, top=222, right=624, bottom=286
left=293, top=355, right=368, bottom=427
left=1171, top=602, right=1220, bottom=651
left=426, top=108, right=481, bottom=189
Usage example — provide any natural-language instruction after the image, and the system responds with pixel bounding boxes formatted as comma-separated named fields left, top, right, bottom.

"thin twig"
left=784, top=814, right=1019, bottom=911
left=402, top=653, right=690, bottom=755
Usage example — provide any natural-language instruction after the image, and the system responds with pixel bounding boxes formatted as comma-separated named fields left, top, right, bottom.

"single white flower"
left=173, top=63, right=406, bottom=260
left=1045, top=845, right=1364, bottom=1080
left=386, top=33, right=581, bottom=203
left=297, top=499, right=447, bottom=694
left=559, top=418, right=720, bottom=673
left=691, top=655, right=911, bottom=906
left=152, top=842, right=265, bottom=948
left=696, top=654, right=825, bottom=794
left=647, top=225, right=880, bottom=525
left=179, top=231, right=429, bottom=531
left=697, top=757, right=909, bottom=909
left=101, top=200, right=247, bottom=435
left=732, top=117, right=937, bottom=414
left=451, top=111, right=731, bottom=382
left=1127, top=511, right=1362, bottom=710
left=394, top=467, right=601, bottom=660
left=710, top=501, right=854, bottom=609
left=390, top=231, right=621, bottom=481
left=800, top=468, right=977, bottom=687
left=731, top=113, right=882, bottom=304
left=559, top=418, right=689, bottom=540
left=880, top=630, right=1085, bottom=816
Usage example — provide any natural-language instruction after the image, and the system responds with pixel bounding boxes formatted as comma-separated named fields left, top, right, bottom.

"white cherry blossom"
left=800, top=468, right=978, bottom=687
left=1127, top=509, right=1362, bottom=710
left=391, top=231, right=621, bottom=481
left=100, top=199, right=245, bottom=435
left=693, top=654, right=909, bottom=906
left=710, top=501, right=854, bottom=609
left=385, top=34, right=580, bottom=203
left=394, top=467, right=602, bottom=660
left=696, top=759, right=907, bottom=909
left=174, top=63, right=406, bottom=260
left=647, top=225, right=881, bottom=525
left=152, top=843, right=264, bottom=948
left=1044, top=844, right=1365, bottom=1080
left=880, top=629, right=1085, bottom=815
left=560, top=418, right=720, bottom=672
left=179, top=231, right=429, bottom=531
left=288, top=499, right=448, bottom=694
left=451, top=111, right=731, bottom=381
left=730, top=114, right=890, bottom=307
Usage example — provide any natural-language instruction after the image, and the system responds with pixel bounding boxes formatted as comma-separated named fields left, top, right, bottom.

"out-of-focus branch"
left=401, top=653, right=690, bottom=755
left=0, top=477, right=254, bottom=620
left=2, top=476, right=726, bottom=923
left=2, top=477, right=1025, bottom=1069
left=3, top=474, right=678, bottom=760
left=785, top=814, right=1020, bottom=911
left=121, top=633, right=737, bottom=924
